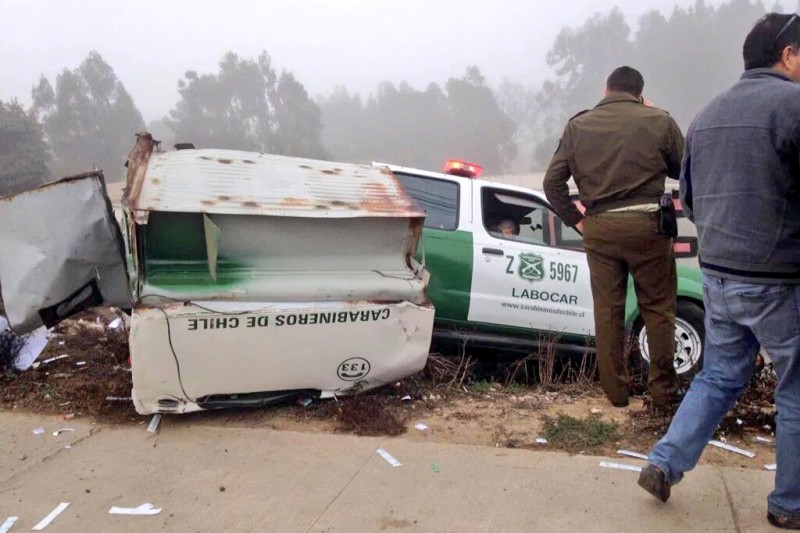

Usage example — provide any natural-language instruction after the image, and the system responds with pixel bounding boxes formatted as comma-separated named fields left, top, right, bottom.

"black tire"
left=631, top=300, right=705, bottom=383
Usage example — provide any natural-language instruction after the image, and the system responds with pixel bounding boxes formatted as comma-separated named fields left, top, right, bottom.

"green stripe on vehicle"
left=420, top=228, right=473, bottom=321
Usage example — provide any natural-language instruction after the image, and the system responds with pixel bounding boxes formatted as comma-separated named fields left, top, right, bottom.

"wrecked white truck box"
left=0, top=133, right=434, bottom=414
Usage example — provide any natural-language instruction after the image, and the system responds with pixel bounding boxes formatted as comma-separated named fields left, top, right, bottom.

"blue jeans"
left=648, top=274, right=800, bottom=519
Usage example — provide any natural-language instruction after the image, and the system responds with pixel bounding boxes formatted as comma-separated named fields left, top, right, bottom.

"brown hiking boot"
left=638, top=464, right=671, bottom=503
left=768, top=512, right=800, bottom=529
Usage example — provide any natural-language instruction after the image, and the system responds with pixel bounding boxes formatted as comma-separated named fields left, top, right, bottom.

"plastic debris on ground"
left=0, top=517, right=18, bottom=533
left=535, top=438, right=548, bottom=445
left=376, top=448, right=402, bottom=467
left=297, top=397, right=313, bottom=408
left=32, top=502, right=69, bottom=531
left=599, top=461, right=643, bottom=473
left=401, top=395, right=412, bottom=402
left=432, top=463, right=441, bottom=474
left=109, top=503, right=162, bottom=516
left=32, top=427, right=45, bottom=436
left=33, top=354, right=69, bottom=370
left=52, top=428, right=75, bottom=436
left=147, top=414, right=163, bottom=433
left=765, top=464, right=777, bottom=471
left=708, top=440, right=755, bottom=459
left=108, top=318, right=123, bottom=330
left=414, top=423, right=429, bottom=432
left=756, top=436, right=773, bottom=444
left=617, top=450, right=648, bottom=460
left=106, top=396, right=132, bottom=402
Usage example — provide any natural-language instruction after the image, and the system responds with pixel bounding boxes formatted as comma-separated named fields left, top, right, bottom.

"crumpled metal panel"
left=127, top=138, right=425, bottom=220
left=0, top=173, right=131, bottom=334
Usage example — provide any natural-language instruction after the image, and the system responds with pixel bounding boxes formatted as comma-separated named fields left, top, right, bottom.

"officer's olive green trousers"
left=583, top=212, right=679, bottom=408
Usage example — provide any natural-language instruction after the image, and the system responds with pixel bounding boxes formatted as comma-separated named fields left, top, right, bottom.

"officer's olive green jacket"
left=543, top=93, right=685, bottom=227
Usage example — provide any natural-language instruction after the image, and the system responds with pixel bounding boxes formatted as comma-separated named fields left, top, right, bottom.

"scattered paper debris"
left=75, top=361, right=87, bottom=366
left=432, top=463, right=440, bottom=473
left=376, top=448, right=402, bottom=467
left=32, top=502, right=69, bottom=531
left=52, top=428, right=75, bottom=436
left=736, top=419, right=744, bottom=426
left=106, top=396, right=132, bottom=402
left=109, top=503, right=162, bottom=516
left=599, top=461, right=643, bottom=473
left=535, top=438, right=548, bottom=445
left=32, top=427, right=45, bottom=435
left=147, top=414, right=163, bottom=434
left=590, top=408, right=603, bottom=415
left=59, top=402, right=71, bottom=407
left=61, top=414, right=75, bottom=421
left=108, top=318, right=123, bottom=330
left=401, top=395, right=412, bottom=402
left=414, top=423, right=429, bottom=431
left=765, top=464, right=777, bottom=471
left=0, top=517, right=18, bottom=533
left=58, top=341, right=65, bottom=346
left=617, top=450, right=649, bottom=460
left=709, top=440, right=755, bottom=458
left=756, top=436, right=773, bottom=444
left=14, top=326, right=51, bottom=371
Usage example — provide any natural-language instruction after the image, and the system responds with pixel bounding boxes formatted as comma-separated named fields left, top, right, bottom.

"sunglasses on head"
left=774, top=13, right=800, bottom=46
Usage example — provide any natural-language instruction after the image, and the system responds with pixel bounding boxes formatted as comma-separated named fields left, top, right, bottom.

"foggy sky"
left=0, top=0, right=761, bottom=122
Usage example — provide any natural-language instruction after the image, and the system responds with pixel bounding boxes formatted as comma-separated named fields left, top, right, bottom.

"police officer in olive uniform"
left=543, top=66, right=684, bottom=410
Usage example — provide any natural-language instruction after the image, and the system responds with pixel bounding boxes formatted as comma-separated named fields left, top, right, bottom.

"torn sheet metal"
left=130, top=300, right=433, bottom=415
left=32, top=502, right=69, bottom=531
left=147, top=414, right=163, bottom=433
left=599, top=461, right=643, bottom=473
left=709, top=440, right=756, bottom=459
left=617, top=450, right=649, bottom=460
left=0, top=173, right=130, bottom=334
left=0, top=517, right=17, bottom=533
left=109, top=503, right=161, bottom=516
left=376, top=449, right=402, bottom=467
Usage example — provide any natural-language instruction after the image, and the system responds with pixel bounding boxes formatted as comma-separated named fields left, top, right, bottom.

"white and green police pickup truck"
left=375, top=160, right=706, bottom=376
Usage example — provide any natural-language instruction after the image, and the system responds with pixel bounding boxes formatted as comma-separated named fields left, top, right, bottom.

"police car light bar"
left=444, top=159, right=483, bottom=178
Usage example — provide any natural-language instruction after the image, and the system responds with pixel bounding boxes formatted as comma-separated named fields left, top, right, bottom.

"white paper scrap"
left=108, top=318, right=123, bottom=329
left=109, top=503, right=162, bottom=516
left=52, top=428, right=75, bottom=436
left=0, top=517, right=18, bottom=533
left=15, top=327, right=51, bottom=371
left=32, top=427, right=45, bottom=435
left=617, top=450, right=649, bottom=460
left=147, top=414, right=163, bottom=433
left=414, top=423, right=429, bottom=431
left=599, top=461, right=643, bottom=473
left=765, top=464, right=777, bottom=471
left=709, top=440, right=756, bottom=459
left=756, top=436, right=773, bottom=444
left=32, top=502, right=69, bottom=531
left=536, top=438, right=548, bottom=444
left=75, top=361, right=87, bottom=366
left=376, top=448, right=402, bottom=467
left=401, top=395, right=412, bottom=402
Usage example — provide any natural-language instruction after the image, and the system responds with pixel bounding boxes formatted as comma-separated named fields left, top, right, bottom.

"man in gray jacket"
left=638, top=13, right=800, bottom=529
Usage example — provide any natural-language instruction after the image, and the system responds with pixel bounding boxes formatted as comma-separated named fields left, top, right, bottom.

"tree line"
left=0, top=0, right=784, bottom=197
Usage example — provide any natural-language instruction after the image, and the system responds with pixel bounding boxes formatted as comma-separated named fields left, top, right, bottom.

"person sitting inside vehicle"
left=492, top=218, right=520, bottom=238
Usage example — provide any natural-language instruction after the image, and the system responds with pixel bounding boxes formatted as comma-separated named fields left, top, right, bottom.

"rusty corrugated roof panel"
left=128, top=147, right=424, bottom=219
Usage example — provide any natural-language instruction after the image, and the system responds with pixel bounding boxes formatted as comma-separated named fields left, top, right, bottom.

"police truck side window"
left=394, top=173, right=459, bottom=231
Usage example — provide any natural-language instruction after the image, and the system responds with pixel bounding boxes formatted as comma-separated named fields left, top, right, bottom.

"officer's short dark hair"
left=743, top=13, right=800, bottom=70
left=606, top=67, right=645, bottom=98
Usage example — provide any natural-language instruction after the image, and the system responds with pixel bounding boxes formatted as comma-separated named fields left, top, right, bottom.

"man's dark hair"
left=606, top=67, right=645, bottom=98
left=743, top=13, right=800, bottom=70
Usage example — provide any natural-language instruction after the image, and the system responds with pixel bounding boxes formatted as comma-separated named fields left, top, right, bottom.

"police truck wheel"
left=633, top=301, right=705, bottom=380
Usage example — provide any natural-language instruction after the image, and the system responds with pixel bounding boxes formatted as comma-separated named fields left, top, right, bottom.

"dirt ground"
left=0, top=309, right=778, bottom=471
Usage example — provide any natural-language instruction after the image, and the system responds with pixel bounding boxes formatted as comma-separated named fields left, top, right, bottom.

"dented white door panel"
left=0, top=173, right=130, bottom=333
left=130, top=300, right=435, bottom=414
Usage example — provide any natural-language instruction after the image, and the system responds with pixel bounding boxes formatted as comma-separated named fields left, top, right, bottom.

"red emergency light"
left=444, top=159, right=483, bottom=178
